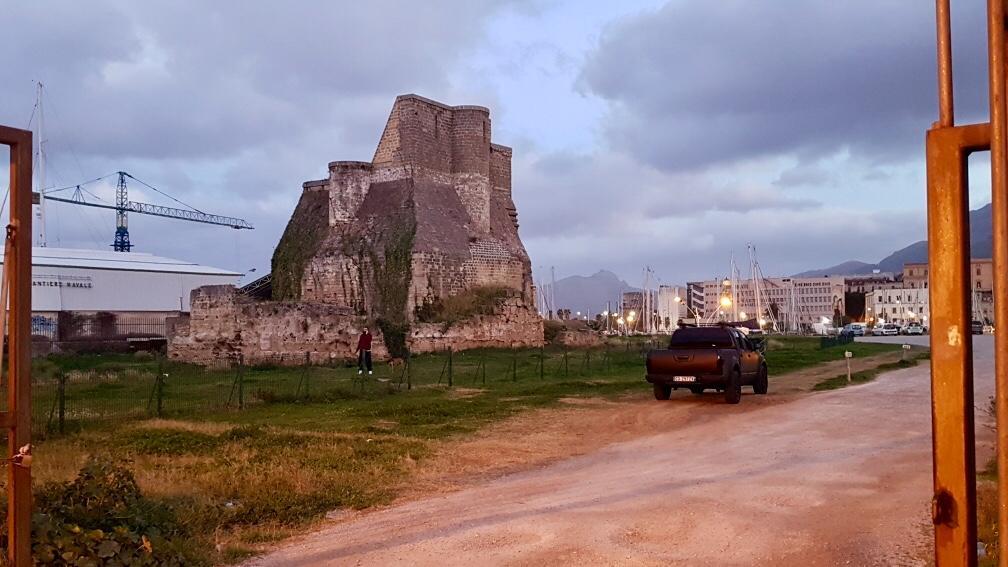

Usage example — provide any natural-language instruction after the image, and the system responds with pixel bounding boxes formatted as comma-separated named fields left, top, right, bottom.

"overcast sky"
left=0, top=1, right=994, bottom=287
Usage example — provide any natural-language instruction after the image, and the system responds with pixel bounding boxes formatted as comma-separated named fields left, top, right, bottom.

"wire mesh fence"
left=29, top=340, right=665, bottom=437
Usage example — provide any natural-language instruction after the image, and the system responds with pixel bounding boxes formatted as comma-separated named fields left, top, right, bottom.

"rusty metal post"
left=936, top=0, right=955, bottom=127
left=927, top=121, right=985, bottom=567
left=987, top=0, right=1008, bottom=562
left=0, top=124, right=33, bottom=565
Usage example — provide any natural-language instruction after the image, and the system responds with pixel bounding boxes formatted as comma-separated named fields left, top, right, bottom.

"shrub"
left=414, top=286, right=512, bottom=326
left=1, top=456, right=197, bottom=565
left=543, top=321, right=565, bottom=344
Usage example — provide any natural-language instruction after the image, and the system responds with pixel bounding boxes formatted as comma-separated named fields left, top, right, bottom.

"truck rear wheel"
left=724, top=369, right=742, bottom=404
left=753, top=365, right=768, bottom=395
left=653, top=383, right=672, bottom=400
left=689, top=386, right=704, bottom=395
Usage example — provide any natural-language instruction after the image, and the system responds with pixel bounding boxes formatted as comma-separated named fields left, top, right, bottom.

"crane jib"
left=42, top=195, right=254, bottom=230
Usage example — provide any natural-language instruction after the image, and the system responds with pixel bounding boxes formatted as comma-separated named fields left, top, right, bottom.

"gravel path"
left=247, top=336, right=995, bottom=566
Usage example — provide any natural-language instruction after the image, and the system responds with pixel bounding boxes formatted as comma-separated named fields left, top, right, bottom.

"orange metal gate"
left=927, top=1, right=1008, bottom=565
left=0, top=124, right=34, bottom=564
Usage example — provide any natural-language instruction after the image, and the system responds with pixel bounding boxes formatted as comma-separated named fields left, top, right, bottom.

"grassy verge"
left=812, top=352, right=929, bottom=391
left=17, top=336, right=902, bottom=564
left=762, top=336, right=905, bottom=375
left=978, top=457, right=998, bottom=566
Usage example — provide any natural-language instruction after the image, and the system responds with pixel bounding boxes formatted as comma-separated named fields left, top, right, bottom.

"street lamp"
left=720, top=296, right=732, bottom=308
left=739, top=311, right=748, bottom=319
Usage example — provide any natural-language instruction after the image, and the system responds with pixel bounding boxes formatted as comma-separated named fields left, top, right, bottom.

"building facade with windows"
left=869, top=287, right=929, bottom=327
left=844, top=272, right=902, bottom=294
left=691, top=276, right=845, bottom=331
left=903, top=258, right=994, bottom=291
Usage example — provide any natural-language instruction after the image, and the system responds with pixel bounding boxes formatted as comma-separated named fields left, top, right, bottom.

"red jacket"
left=357, top=332, right=372, bottom=351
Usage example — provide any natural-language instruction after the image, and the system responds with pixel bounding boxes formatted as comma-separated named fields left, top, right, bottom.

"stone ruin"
left=169, top=94, right=544, bottom=364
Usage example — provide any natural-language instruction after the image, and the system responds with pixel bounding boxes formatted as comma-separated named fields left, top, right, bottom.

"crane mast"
left=113, top=172, right=131, bottom=251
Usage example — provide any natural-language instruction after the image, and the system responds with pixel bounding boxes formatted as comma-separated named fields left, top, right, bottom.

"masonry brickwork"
left=168, top=285, right=390, bottom=364
left=170, top=95, right=542, bottom=364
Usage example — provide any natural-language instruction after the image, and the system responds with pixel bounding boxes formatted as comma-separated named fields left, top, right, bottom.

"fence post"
left=238, top=354, right=245, bottom=410
left=539, top=345, right=544, bottom=380
left=512, top=351, right=517, bottom=382
left=563, top=348, right=569, bottom=377
left=156, top=373, right=165, bottom=418
left=407, top=357, right=412, bottom=390
left=58, top=372, right=66, bottom=435
left=448, top=347, right=453, bottom=388
left=304, top=351, right=311, bottom=401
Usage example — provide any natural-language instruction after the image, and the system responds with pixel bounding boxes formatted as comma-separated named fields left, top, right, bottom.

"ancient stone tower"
left=170, top=95, right=541, bottom=363
left=266, top=94, right=540, bottom=354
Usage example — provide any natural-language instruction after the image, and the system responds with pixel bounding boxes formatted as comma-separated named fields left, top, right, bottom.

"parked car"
left=904, top=322, right=925, bottom=335
left=841, top=323, right=866, bottom=337
left=645, top=326, right=767, bottom=404
left=873, top=323, right=900, bottom=336
left=972, top=320, right=984, bottom=335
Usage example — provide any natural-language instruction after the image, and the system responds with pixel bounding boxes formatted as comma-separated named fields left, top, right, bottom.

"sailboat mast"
left=36, top=82, right=47, bottom=247
left=751, top=245, right=762, bottom=326
left=731, top=252, right=739, bottom=322
left=550, top=266, right=556, bottom=320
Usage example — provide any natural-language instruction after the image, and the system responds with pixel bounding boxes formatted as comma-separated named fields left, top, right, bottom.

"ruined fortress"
left=169, top=95, right=543, bottom=363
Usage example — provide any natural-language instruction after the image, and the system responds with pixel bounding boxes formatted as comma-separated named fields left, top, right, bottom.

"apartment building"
left=869, top=287, right=929, bottom=326
left=691, top=276, right=845, bottom=331
left=903, top=258, right=994, bottom=291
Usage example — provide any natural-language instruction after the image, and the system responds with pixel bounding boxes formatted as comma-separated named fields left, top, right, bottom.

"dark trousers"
left=358, top=350, right=372, bottom=372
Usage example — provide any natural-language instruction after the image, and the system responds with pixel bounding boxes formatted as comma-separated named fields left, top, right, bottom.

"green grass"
left=812, top=353, right=927, bottom=391
left=21, top=335, right=907, bottom=564
left=761, top=336, right=903, bottom=375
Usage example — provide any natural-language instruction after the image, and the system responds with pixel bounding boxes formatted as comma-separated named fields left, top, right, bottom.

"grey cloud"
left=774, top=162, right=831, bottom=188
left=514, top=149, right=823, bottom=242
left=0, top=1, right=527, bottom=161
left=579, top=1, right=986, bottom=172
left=526, top=205, right=924, bottom=286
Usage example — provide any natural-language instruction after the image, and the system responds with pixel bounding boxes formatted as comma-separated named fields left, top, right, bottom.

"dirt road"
left=248, top=336, right=995, bottom=566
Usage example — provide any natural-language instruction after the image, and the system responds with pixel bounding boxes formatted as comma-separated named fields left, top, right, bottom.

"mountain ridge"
left=793, top=203, right=992, bottom=277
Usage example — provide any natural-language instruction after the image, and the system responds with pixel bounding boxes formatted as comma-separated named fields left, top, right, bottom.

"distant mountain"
left=794, top=203, right=993, bottom=277
left=793, top=260, right=875, bottom=278
left=551, top=270, right=633, bottom=312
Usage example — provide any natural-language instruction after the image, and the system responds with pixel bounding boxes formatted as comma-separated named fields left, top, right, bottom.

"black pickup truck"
left=645, top=326, right=768, bottom=404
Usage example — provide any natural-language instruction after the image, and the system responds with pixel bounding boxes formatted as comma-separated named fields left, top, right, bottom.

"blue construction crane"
left=43, top=171, right=254, bottom=251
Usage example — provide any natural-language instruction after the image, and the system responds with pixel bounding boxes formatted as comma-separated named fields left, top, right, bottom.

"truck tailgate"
left=646, top=349, right=721, bottom=376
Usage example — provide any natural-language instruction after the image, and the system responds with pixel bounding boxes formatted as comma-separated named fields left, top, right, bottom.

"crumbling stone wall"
left=408, top=296, right=543, bottom=353
left=168, top=286, right=388, bottom=365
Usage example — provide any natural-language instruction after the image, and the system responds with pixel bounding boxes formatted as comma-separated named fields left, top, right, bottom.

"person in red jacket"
left=356, top=328, right=373, bottom=375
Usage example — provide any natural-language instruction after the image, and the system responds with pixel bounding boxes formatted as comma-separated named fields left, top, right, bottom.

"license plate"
left=673, top=376, right=696, bottom=383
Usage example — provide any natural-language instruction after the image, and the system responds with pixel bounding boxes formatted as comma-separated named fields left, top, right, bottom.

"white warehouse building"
left=2, top=248, right=241, bottom=332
